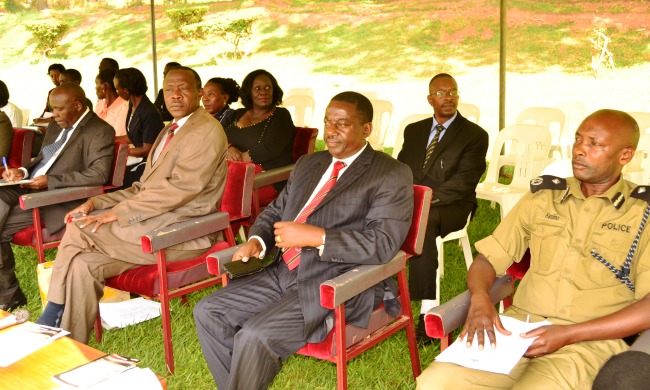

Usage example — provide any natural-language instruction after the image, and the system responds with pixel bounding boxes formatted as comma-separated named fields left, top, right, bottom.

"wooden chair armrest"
left=19, top=186, right=104, bottom=210
left=253, top=165, right=294, bottom=189
left=319, top=251, right=406, bottom=310
left=141, top=212, right=231, bottom=253
left=424, top=275, right=514, bottom=338
left=630, top=330, right=650, bottom=353
left=205, top=244, right=245, bottom=275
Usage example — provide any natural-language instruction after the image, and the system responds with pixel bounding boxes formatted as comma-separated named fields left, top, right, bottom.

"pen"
left=526, top=314, right=530, bottom=323
left=2, top=157, right=7, bottom=173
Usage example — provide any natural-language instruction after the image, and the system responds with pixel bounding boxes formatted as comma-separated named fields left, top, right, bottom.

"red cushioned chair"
left=12, top=142, right=129, bottom=264
left=95, top=160, right=255, bottom=374
left=424, top=250, right=531, bottom=351
left=250, top=126, right=319, bottom=222
left=0, top=128, right=35, bottom=175
left=208, top=184, right=432, bottom=389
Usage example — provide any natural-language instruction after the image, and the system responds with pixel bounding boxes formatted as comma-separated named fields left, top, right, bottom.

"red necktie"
left=282, top=160, right=347, bottom=270
left=161, top=123, right=179, bottom=151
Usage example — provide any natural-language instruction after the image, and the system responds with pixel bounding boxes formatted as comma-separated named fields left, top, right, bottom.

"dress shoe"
left=416, top=314, right=434, bottom=345
left=0, top=289, right=27, bottom=312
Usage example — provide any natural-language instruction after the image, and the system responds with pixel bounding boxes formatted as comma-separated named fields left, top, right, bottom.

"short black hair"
left=96, top=69, right=118, bottom=94
left=163, top=62, right=182, bottom=76
left=100, top=58, right=119, bottom=70
left=61, top=68, right=83, bottom=83
left=115, top=67, right=148, bottom=96
left=165, top=66, right=202, bottom=90
left=429, top=73, right=456, bottom=87
left=0, top=80, right=9, bottom=107
left=206, top=77, right=240, bottom=104
left=239, top=69, right=283, bottom=109
left=330, top=91, right=374, bottom=124
left=48, top=63, right=65, bottom=73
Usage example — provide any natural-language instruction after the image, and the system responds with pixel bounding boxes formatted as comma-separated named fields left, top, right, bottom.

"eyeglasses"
left=323, top=118, right=354, bottom=131
left=432, top=90, right=460, bottom=98
left=253, top=85, right=272, bottom=93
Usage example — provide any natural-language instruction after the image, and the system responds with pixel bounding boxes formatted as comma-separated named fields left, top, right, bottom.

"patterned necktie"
left=161, top=123, right=179, bottom=151
left=154, top=123, right=179, bottom=165
left=32, top=126, right=74, bottom=174
left=282, top=160, right=347, bottom=270
left=422, top=124, right=444, bottom=172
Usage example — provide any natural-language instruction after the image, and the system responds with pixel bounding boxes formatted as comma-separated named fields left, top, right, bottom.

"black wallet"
left=222, top=257, right=265, bottom=279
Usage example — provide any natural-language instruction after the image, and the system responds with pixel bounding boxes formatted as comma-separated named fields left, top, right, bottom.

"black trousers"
left=408, top=200, right=474, bottom=300
left=0, top=185, right=37, bottom=305
left=194, top=260, right=308, bottom=390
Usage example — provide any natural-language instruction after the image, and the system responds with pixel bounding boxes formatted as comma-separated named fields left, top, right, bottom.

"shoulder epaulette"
left=529, top=175, right=567, bottom=193
left=631, top=186, right=650, bottom=203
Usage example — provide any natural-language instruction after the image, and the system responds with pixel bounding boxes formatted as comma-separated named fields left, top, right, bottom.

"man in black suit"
left=194, top=91, right=414, bottom=390
left=0, top=84, right=114, bottom=311
left=397, top=73, right=489, bottom=343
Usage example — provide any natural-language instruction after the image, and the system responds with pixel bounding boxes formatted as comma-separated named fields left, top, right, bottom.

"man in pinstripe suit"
left=194, top=91, right=414, bottom=390
left=0, top=84, right=114, bottom=311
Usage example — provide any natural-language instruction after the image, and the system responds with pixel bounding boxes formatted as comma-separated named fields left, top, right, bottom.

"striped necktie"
left=31, top=126, right=74, bottom=174
left=282, top=160, right=347, bottom=270
left=154, top=123, right=178, bottom=164
left=422, top=124, right=444, bottom=172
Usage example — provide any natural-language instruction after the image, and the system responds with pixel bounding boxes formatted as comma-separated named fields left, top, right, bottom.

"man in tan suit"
left=37, top=66, right=228, bottom=343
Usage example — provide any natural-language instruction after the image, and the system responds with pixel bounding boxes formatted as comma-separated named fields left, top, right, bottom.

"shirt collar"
left=69, top=107, right=90, bottom=130
left=334, top=142, right=368, bottom=168
left=433, top=111, right=458, bottom=130
left=559, top=177, right=634, bottom=212
left=170, top=108, right=197, bottom=132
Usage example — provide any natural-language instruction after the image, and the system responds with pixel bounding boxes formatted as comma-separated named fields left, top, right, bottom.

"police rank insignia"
left=631, top=186, right=650, bottom=203
left=530, top=175, right=567, bottom=193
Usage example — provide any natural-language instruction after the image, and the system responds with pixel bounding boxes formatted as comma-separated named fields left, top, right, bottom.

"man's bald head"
left=586, top=109, right=640, bottom=149
left=49, top=84, right=87, bottom=128
left=572, top=109, right=640, bottom=196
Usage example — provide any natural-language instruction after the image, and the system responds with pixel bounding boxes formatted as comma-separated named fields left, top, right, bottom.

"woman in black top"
left=114, top=67, right=164, bottom=188
left=202, top=77, right=239, bottom=129
left=225, top=69, right=296, bottom=204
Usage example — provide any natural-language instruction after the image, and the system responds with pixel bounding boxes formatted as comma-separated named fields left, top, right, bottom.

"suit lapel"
left=422, top=114, right=466, bottom=173
left=309, top=146, right=373, bottom=214
left=287, top=155, right=329, bottom=219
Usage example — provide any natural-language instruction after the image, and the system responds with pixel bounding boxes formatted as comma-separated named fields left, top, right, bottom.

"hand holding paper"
left=436, top=315, right=552, bottom=375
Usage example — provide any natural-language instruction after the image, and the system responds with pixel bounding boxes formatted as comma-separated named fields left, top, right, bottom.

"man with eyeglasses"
left=397, top=73, right=489, bottom=344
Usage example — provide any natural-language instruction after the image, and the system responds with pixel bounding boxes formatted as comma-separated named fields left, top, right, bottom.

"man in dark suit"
left=397, top=73, right=489, bottom=343
left=0, top=84, right=114, bottom=311
left=194, top=91, right=414, bottom=390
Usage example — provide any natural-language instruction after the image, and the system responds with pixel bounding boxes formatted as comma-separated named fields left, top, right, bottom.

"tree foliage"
left=181, top=17, right=258, bottom=59
left=166, top=6, right=208, bottom=29
left=24, top=21, right=69, bottom=60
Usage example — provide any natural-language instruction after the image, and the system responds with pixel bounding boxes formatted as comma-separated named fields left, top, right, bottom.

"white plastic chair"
left=516, top=106, right=567, bottom=160
left=391, top=113, right=431, bottom=158
left=435, top=214, right=473, bottom=307
left=282, top=95, right=315, bottom=127
left=558, top=101, right=585, bottom=156
left=368, top=99, right=393, bottom=150
left=623, top=133, right=650, bottom=185
left=477, top=124, right=552, bottom=219
left=630, top=112, right=650, bottom=134
left=20, top=108, right=30, bottom=127
left=498, top=113, right=555, bottom=177
left=285, top=87, right=313, bottom=97
left=457, top=102, right=480, bottom=124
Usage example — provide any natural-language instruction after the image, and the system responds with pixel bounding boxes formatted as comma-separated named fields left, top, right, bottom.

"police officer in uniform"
left=417, top=109, right=650, bottom=389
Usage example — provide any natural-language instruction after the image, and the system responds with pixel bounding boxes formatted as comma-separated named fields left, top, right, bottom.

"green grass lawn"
left=13, top=199, right=501, bottom=389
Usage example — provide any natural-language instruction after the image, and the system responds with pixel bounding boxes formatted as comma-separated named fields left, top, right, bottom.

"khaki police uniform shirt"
left=476, top=177, right=650, bottom=324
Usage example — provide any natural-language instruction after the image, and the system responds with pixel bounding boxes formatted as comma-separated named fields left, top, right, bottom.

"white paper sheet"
left=98, top=298, right=161, bottom=330
left=435, top=315, right=551, bottom=375
left=0, top=323, right=70, bottom=367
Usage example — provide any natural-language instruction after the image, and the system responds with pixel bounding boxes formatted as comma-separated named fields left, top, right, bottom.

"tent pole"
left=499, top=0, right=506, bottom=131
left=151, top=0, right=159, bottom=93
